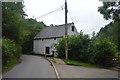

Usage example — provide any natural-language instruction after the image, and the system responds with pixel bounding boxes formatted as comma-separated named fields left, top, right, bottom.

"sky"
left=23, top=0, right=110, bottom=35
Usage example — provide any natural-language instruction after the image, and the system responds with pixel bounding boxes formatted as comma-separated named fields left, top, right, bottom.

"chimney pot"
left=50, top=24, right=54, bottom=27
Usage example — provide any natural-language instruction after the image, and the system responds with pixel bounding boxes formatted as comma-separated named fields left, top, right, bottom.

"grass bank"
left=47, top=57, right=56, bottom=63
left=2, top=59, right=21, bottom=73
left=66, top=59, right=101, bottom=68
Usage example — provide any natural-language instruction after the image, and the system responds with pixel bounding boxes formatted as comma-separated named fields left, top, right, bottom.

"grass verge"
left=2, top=59, right=21, bottom=73
left=66, top=59, right=101, bottom=68
left=47, top=57, right=56, bottom=63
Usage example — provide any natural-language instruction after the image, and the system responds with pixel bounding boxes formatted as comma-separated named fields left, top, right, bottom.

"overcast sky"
left=23, top=0, right=110, bottom=35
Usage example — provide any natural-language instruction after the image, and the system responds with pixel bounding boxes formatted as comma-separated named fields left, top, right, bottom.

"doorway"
left=45, top=47, right=50, bottom=54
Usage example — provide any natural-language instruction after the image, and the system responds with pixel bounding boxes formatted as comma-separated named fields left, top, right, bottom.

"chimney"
left=50, top=24, right=54, bottom=27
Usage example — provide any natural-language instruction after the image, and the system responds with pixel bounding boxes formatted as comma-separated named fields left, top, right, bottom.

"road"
left=3, top=55, right=56, bottom=78
left=55, top=63, right=118, bottom=78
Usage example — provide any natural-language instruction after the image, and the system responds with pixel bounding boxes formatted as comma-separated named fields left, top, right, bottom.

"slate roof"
left=34, top=23, right=74, bottom=39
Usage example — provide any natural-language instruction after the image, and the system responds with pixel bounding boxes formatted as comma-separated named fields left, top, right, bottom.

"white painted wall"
left=68, top=24, right=78, bottom=35
left=34, top=38, right=61, bottom=55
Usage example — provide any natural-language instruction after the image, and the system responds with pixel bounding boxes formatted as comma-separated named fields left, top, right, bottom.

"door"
left=45, top=47, right=50, bottom=54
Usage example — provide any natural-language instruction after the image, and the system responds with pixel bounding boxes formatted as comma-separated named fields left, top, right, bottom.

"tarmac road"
left=3, top=55, right=56, bottom=78
left=54, top=63, right=118, bottom=78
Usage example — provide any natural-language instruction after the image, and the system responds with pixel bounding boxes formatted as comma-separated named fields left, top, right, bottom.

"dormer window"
left=72, top=26, right=74, bottom=31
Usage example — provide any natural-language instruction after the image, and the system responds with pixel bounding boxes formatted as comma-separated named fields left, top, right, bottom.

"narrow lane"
left=3, top=55, right=56, bottom=78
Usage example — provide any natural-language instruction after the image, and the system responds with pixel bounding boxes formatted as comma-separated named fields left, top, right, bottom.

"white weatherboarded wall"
left=34, top=38, right=61, bottom=55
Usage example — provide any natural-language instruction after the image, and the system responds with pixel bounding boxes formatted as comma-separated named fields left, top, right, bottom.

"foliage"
left=90, top=37, right=117, bottom=67
left=47, top=57, right=56, bottom=63
left=2, top=2, right=46, bottom=54
left=2, top=2, right=25, bottom=72
left=97, top=1, right=120, bottom=67
left=21, top=19, right=46, bottom=54
left=97, top=21, right=120, bottom=52
left=98, top=1, right=120, bottom=21
left=2, top=38, right=21, bottom=71
left=55, top=38, right=65, bottom=58
left=2, top=2, right=46, bottom=71
left=55, top=31, right=117, bottom=67
left=68, top=32, right=91, bottom=62
left=2, top=2, right=27, bottom=44
left=55, top=31, right=91, bottom=62
left=67, top=59, right=101, bottom=68
left=98, top=2, right=120, bottom=51
left=55, top=1, right=119, bottom=68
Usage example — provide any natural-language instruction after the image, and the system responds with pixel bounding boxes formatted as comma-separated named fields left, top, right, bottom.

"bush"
left=2, top=38, right=21, bottom=71
left=55, top=32, right=91, bottom=62
left=55, top=38, right=65, bottom=58
left=68, top=33, right=91, bottom=62
left=90, top=38, right=117, bottom=67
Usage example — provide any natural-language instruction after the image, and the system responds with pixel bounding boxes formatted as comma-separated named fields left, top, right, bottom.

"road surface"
left=3, top=55, right=56, bottom=78
left=55, top=63, right=118, bottom=78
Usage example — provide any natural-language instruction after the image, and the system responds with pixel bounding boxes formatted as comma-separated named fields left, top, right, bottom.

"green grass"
left=2, top=59, right=21, bottom=73
left=47, top=57, right=56, bottom=63
left=67, top=59, right=101, bottom=68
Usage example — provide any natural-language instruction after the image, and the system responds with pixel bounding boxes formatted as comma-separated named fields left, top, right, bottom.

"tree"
left=90, top=37, right=117, bottom=67
left=2, top=2, right=46, bottom=54
left=2, top=2, right=27, bottom=71
left=98, top=1, right=120, bottom=21
left=22, top=19, right=46, bottom=54
left=2, top=38, right=21, bottom=71
left=2, top=2, right=27, bottom=44
left=97, top=21, right=119, bottom=52
left=98, top=1, right=120, bottom=52
left=55, top=31, right=91, bottom=62
left=2, top=2, right=46, bottom=71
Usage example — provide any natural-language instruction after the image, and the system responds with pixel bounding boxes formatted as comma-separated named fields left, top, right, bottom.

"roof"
left=34, top=23, right=74, bottom=39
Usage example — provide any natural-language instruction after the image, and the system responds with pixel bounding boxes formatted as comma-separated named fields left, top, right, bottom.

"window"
left=72, top=26, right=74, bottom=31
left=54, top=38, right=56, bottom=40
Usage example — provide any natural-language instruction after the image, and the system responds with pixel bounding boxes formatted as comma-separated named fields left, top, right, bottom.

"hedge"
left=2, top=38, right=21, bottom=71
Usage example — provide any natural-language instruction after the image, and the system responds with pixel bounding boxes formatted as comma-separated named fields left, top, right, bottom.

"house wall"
left=33, top=24, right=78, bottom=55
left=68, top=24, right=78, bottom=35
left=33, top=38, right=61, bottom=55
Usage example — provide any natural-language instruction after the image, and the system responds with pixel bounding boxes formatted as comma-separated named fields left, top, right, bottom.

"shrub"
left=2, top=38, right=21, bottom=71
left=68, top=34, right=91, bottom=62
left=55, top=32, right=91, bottom=62
left=90, top=38, right=117, bottom=67
left=55, top=38, right=65, bottom=58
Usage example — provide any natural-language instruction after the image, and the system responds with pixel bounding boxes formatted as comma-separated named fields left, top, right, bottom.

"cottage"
left=33, top=23, right=78, bottom=56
